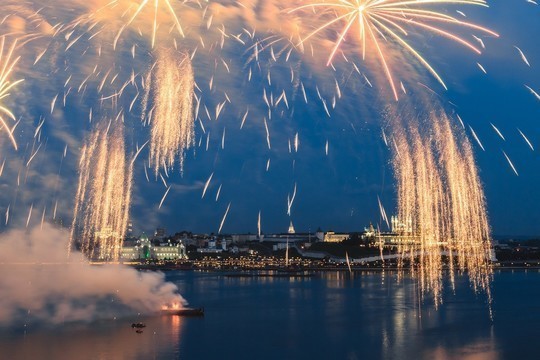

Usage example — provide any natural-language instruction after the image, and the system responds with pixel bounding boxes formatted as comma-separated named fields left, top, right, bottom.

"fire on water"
left=161, top=302, right=204, bottom=317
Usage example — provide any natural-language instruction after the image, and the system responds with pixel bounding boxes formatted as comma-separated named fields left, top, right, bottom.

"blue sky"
left=0, top=1, right=539, bottom=236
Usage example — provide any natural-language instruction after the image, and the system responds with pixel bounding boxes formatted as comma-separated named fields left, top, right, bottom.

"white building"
left=323, top=231, right=350, bottom=243
left=391, top=216, right=413, bottom=235
left=121, top=234, right=187, bottom=261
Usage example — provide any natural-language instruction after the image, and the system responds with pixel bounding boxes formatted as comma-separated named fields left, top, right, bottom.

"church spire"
left=288, top=220, right=296, bottom=234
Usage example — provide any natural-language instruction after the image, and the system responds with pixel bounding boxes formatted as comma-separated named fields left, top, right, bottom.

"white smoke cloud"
left=0, top=224, right=186, bottom=325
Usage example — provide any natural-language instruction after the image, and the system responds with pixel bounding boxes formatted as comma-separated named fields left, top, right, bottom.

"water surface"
left=2, top=270, right=539, bottom=360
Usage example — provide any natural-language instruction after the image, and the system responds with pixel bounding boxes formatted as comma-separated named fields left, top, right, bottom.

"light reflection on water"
left=2, top=270, right=540, bottom=359
left=1, top=314, right=185, bottom=360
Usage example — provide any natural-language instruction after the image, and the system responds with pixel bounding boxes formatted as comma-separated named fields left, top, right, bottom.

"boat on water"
left=131, top=322, right=146, bottom=328
left=161, top=307, right=205, bottom=317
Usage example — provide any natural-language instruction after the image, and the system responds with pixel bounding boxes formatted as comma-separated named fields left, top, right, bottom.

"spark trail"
left=0, top=37, right=23, bottom=150
left=290, top=0, right=498, bottom=100
left=391, top=110, right=492, bottom=307
left=143, top=50, right=195, bottom=176
left=69, top=0, right=189, bottom=49
left=69, top=122, right=133, bottom=261
left=113, top=0, right=186, bottom=48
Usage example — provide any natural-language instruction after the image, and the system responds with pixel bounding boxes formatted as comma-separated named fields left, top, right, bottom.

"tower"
left=288, top=221, right=296, bottom=234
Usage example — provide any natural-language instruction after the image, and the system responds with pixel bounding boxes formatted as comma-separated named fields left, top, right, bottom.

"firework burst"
left=0, top=37, right=23, bottom=150
left=290, top=0, right=498, bottom=100
left=101, top=0, right=188, bottom=48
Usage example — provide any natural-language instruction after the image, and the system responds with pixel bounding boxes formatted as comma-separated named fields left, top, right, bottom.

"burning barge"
left=161, top=304, right=204, bottom=317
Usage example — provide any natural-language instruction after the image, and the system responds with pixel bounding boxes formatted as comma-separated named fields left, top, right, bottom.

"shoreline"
left=129, top=263, right=540, bottom=272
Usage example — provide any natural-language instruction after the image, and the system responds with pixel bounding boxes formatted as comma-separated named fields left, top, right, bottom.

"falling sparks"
left=221, top=127, right=226, bottom=149
left=257, top=210, right=262, bottom=238
left=287, top=183, right=297, bottom=216
left=218, top=202, right=231, bottom=234
left=469, top=125, right=485, bottom=151
left=490, top=123, right=505, bottom=141
left=143, top=50, right=195, bottom=176
left=159, top=185, right=172, bottom=209
left=477, top=62, right=487, bottom=74
left=377, top=195, right=389, bottom=228
left=524, top=85, right=540, bottom=101
left=517, top=129, right=534, bottom=151
left=26, top=204, right=33, bottom=228
left=514, top=46, right=530, bottom=66
left=263, top=117, right=271, bottom=149
left=240, top=108, right=249, bottom=129
left=502, top=150, right=519, bottom=176
left=391, top=111, right=492, bottom=307
left=40, top=206, right=46, bottom=230
left=69, top=122, right=133, bottom=261
left=202, top=172, right=214, bottom=199
left=215, top=184, right=222, bottom=202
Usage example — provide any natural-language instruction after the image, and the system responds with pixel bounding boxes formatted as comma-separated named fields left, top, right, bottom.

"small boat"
left=131, top=322, right=146, bottom=328
left=161, top=307, right=204, bottom=317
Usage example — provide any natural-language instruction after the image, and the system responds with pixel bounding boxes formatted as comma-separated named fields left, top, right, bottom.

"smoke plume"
left=0, top=224, right=186, bottom=326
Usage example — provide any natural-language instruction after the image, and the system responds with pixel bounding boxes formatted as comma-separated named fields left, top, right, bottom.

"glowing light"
left=290, top=0, right=498, bottom=100
left=391, top=111, right=492, bottom=308
left=142, top=50, right=195, bottom=176
left=69, top=122, right=133, bottom=261
left=95, top=0, right=187, bottom=48
left=0, top=37, right=23, bottom=150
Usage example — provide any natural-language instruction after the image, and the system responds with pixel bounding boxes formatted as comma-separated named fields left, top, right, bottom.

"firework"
left=0, top=37, right=23, bottom=150
left=391, top=110, right=492, bottom=307
left=289, top=0, right=498, bottom=100
left=113, top=0, right=186, bottom=48
left=69, top=121, right=133, bottom=261
left=69, top=0, right=190, bottom=49
left=142, top=49, right=195, bottom=176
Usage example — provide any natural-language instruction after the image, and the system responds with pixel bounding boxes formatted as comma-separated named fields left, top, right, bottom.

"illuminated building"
left=323, top=231, right=350, bottom=243
left=370, top=216, right=421, bottom=247
left=121, top=233, right=187, bottom=261
left=288, top=221, right=296, bottom=234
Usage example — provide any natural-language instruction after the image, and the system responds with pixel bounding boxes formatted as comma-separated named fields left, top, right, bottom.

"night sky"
left=0, top=1, right=539, bottom=237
